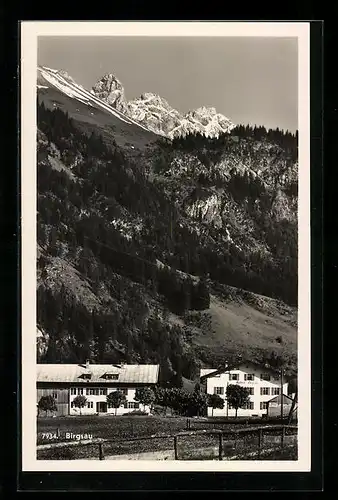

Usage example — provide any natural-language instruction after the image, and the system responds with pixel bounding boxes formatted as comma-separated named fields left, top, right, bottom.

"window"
left=71, top=388, right=76, bottom=395
left=244, top=402, right=254, bottom=410
left=246, top=387, right=254, bottom=395
left=127, top=402, right=140, bottom=409
left=52, top=392, right=57, bottom=399
left=71, top=402, right=74, bottom=408
left=124, top=402, right=128, bottom=409
left=82, top=373, right=91, bottom=379
left=87, top=388, right=101, bottom=395
left=244, top=374, right=254, bottom=381
left=230, top=374, right=239, bottom=381
left=260, top=402, right=268, bottom=410
left=271, top=387, right=280, bottom=395
left=214, top=387, right=224, bottom=395
left=78, top=388, right=84, bottom=395
left=87, top=401, right=93, bottom=408
left=260, top=373, right=271, bottom=381
left=99, top=388, right=107, bottom=395
left=105, top=374, right=119, bottom=380
left=260, top=387, right=270, bottom=395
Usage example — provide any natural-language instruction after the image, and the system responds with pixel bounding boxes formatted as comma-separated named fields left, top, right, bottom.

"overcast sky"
left=38, top=36, right=298, bottom=132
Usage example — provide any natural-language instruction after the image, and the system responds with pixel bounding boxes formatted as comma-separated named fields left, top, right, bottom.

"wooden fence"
left=37, top=424, right=297, bottom=461
left=98, top=424, right=297, bottom=460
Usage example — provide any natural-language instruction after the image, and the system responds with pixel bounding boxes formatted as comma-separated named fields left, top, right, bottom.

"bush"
left=122, top=410, right=148, bottom=416
left=39, top=447, right=76, bottom=460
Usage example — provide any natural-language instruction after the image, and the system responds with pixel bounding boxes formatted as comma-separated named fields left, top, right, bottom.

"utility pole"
left=226, top=381, right=229, bottom=418
left=288, top=388, right=298, bottom=424
left=280, top=367, right=284, bottom=421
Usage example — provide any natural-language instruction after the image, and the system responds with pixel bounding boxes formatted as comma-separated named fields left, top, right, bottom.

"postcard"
left=20, top=21, right=311, bottom=473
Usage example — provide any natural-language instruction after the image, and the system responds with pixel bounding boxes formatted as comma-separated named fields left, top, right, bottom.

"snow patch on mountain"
left=37, top=66, right=153, bottom=134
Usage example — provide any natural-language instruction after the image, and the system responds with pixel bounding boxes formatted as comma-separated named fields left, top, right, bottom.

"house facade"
left=37, top=362, right=159, bottom=416
left=200, top=362, right=288, bottom=418
left=266, top=393, right=296, bottom=419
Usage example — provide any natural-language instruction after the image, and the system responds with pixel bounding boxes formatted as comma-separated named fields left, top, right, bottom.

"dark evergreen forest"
left=37, top=101, right=297, bottom=381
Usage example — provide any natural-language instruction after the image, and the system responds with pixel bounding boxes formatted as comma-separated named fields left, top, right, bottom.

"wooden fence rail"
left=96, top=424, right=297, bottom=461
left=37, top=424, right=297, bottom=461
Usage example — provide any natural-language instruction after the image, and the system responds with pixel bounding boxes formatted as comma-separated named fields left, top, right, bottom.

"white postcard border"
left=21, top=21, right=311, bottom=473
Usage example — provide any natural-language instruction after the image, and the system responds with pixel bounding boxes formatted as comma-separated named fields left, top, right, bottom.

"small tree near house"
left=135, top=387, right=155, bottom=413
left=38, top=395, right=57, bottom=417
left=208, top=393, right=224, bottom=417
left=226, top=385, right=251, bottom=418
left=187, top=391, right=209, bottom=417
left=73, top=395, right=87, bottom=415
left=106, top=390, right=126, bottom=416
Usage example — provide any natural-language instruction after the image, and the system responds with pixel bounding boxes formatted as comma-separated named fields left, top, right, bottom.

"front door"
left=96, top=402, right=107, bottom=413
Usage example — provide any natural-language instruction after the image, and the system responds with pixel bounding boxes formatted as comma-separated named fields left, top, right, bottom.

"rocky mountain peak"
left=188, top=106, right=218, bottom=117
left=91, top=73, right=129, bottom=114
left=91, top=72, right=235, bottom=139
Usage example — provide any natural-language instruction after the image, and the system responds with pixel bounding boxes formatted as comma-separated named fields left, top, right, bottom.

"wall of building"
left=37, top=385, right=154, bottom=416
left=205, top=364, right=288, bottom=417
left=37, top=387, right=69, bottom=416
left=69, top=387, right=151, bottom=415
left=267, top=402, right=295, bottom=418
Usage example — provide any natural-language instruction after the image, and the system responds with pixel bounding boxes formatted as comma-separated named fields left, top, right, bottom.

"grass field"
left=191, top=294, right=297, bottom=367
left=37, top=415, right=188, bottom=445
left=37, top=415, right=297, bottom=461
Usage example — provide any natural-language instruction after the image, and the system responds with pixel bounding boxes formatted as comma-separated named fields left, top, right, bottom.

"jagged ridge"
left=91, top=73, right=235, bottom=138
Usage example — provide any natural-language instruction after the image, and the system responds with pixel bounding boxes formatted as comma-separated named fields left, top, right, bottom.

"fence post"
left=99, top=443, right=104, bottom=460
left=258, top=429, right=263, bottom=458
left=218, top=433, right=223, bottom=461
left=174, top=436, right=178, bottom=460
left=281, top=426, right=285, bottom=448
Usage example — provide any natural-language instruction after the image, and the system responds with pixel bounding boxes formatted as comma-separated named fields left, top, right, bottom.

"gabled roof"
left=200, top=360, right=283, bottom=381
left=267, top=394, right=293, bottom=404
left=37, top=364, right=159, bottom=385
left=200, top=362, right=242, bottom=381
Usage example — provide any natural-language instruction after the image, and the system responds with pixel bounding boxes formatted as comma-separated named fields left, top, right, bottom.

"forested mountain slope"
left=36, top=82, right=298, bottom=383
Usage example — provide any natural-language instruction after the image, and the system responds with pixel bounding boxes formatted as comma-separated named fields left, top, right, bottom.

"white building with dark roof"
left=200, top=361, right=289, bottom=418
left=37, top=362, right=159, bottom=416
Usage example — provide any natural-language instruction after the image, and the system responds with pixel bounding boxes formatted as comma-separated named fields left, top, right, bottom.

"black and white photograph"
left=20, top=22, right=311, bottom=472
